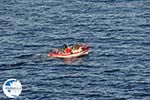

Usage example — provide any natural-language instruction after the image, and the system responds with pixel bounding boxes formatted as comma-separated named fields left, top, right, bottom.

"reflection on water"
left=63, top=57, right=82, bottom=64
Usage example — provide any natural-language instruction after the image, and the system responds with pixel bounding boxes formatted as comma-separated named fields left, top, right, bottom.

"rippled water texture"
left=0, top=0, right=150, bottom=99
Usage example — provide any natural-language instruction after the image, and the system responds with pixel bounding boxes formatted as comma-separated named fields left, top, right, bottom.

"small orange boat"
left=48, top=44, right=89, bottom=58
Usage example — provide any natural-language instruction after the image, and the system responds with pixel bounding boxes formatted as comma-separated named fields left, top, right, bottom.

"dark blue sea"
left=0, top=0, right=150, bottom=99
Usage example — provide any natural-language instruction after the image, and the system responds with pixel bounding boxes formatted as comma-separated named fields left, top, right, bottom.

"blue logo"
left=3, top=79, right=22, bottom=98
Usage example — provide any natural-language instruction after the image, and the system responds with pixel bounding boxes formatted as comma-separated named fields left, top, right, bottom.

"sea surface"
left=0, top=0, right=150, bottom=100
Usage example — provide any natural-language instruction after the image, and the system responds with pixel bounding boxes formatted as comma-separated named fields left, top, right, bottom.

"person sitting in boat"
left=72, top=44, right=80, bottom=50
left=72, top=44, right=82, bottom=52
left=63, top=44, right=73, bottom=54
